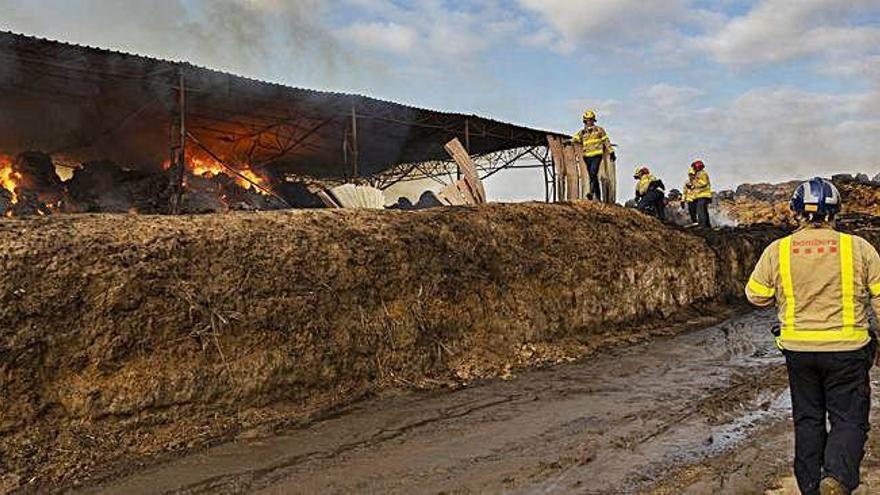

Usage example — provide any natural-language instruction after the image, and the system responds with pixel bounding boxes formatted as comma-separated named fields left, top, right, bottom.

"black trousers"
left=687, top=201, right=697, bottom=224
left=694, top=197, right=711, bottom=228
left=637, top=190, right=665, bottom=220
left=584, top=154, right=602, bottom=202
left=784, top=341, right=874, bottom=495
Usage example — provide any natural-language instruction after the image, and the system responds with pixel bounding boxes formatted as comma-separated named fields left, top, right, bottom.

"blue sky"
left=2, top=0, right=879, bottom=201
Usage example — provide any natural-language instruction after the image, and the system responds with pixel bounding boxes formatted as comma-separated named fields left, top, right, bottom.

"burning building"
left=0, top=31, right=565, bottom=216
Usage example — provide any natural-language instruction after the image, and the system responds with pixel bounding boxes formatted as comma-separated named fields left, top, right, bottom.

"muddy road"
left=82, top=311, right=799, bottom=495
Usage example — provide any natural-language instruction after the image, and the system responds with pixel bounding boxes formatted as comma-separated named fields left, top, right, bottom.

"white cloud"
left=819, top=54, right=880, bottom=83
left=698, top=0, right=880, bottom=66
left=0, top=0, right=370, bottom=90
left=335, top=1, right=515, bottom=63
left=567, top=98, right=620, bottom=119
left=337, top=22, right=419, bottom=55
left=608, top=85, right=880, bottom=192
left=638, top=84, right=705, bottom=112
left=517, top=0, right=688, bottom=52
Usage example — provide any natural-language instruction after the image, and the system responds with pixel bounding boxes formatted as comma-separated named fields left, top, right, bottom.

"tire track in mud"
left=81, top=310, right=789, bottom=495
left=178, top=395, right=527, bottom=494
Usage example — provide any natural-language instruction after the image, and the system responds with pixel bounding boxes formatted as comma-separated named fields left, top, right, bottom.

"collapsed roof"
left=0, top=31, right=563, bottom=179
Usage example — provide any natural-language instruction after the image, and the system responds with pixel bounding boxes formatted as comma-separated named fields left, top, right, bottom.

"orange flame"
left=236, top=168, right=266, bottom=191
left=189, top=156, right=225, bottom=178
left=186, top=155, right=266, bottom=193
left=0, top=154, right=21, bottom=204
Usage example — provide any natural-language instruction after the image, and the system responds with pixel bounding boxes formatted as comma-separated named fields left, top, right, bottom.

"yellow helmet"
left=582, top=109, right=597, bottom=121
left=633, top=166, right=650, bottom=179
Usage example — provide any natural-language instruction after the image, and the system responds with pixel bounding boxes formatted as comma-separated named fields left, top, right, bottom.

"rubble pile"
left=0, top=152, right=63, bottom=217
left=715, top=174, right=880, bottom=225
left=0, top=150, right=307, bottom=216
left=65, top=160, right=170, bottom=213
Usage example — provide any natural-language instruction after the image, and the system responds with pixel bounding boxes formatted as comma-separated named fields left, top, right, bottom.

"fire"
left=189, top=156, right=225, bottom=178
left=0, top=154, right=21, bottom=204
left=237, top=168, right=265, bottom=190
left=186, top=155, right=266, bottom=192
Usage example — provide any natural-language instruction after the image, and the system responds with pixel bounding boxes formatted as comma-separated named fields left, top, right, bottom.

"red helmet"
left=691, top=160, right=705, bottom=171
left=633, top=166, right=650, bottom=179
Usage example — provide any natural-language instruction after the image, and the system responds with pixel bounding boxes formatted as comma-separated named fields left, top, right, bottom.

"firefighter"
left=685, top=160, right=712, bottom=228
left=571, top=109, right=612, bottom=202
left=746, top=177, right=880, bottom=495
left=633, top=166, right=665, bottom=220
left=682, top=164, right=698, bottom=225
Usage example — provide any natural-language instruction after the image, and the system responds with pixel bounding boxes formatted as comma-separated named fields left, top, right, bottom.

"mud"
left=645, top=371, right=880, bottom=495
left=0, top=203, right=786, bottom=490
left=80, top=310, right=787, bottom=494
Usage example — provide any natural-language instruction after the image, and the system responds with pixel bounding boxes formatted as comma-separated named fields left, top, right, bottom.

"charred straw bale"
left=65, top=160, right=171, bottom=213
left=14, top=151, right=62, bottom=196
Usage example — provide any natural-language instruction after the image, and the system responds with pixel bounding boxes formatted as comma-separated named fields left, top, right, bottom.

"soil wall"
left=0, top=203, right=784, bottom=489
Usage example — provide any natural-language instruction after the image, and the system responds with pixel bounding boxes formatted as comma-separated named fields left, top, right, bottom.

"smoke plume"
left=0, top=0, right=367, bottom=89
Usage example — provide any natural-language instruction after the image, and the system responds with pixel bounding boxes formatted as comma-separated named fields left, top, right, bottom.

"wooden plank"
left=437, top=179, right=475, bottom=205
left=437, top=183, right=460, bottom=205
left=444, top=138, right=486, bottom=204
left=575, top=150, right=589, bottom=200
left=561, top=144, right=579, bottom=201
left=456, top=181, right=477, bottom=204
left=546, top=135, right=566, bottom=202
left=599, top=154, right=617, bottom=204
left=316, top=190, right=341, bottom=208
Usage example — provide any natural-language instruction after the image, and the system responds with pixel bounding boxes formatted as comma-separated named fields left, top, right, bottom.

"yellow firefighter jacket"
left=572, top=126, right=612, bottom=158
left=636, top=174, right=658, bottom=197
left=684, top=167, right=696, bottom=202
left=686, top=170, right=712, bottom=200
left=746, top=226, right=880, bottom=351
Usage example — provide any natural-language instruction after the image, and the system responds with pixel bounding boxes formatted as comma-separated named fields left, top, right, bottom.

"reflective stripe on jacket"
left=572, top=126, right=611, bottom=158
left=686, top=170, right=712, bottom=200
left=636, top=174, right=660, bottom=196
left=745, top=227, right=880, bottom=351
left=684, top=167, right=696, bottom=202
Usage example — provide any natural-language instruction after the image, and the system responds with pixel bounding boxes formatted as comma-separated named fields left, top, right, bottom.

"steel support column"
left=171, top=68, right=187, bottom=214
left=351, top=105, right=359, bottom=178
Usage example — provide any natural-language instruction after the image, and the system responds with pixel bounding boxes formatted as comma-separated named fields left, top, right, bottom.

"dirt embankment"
left=0, top=203, right=783, bottom=490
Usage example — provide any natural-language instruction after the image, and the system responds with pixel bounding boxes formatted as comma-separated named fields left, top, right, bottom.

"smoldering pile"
left=0, top=151, right=304, bottom=217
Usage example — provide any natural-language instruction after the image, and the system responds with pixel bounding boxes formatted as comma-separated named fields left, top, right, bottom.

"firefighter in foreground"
left=571, top=110, right=612, bottom=201
left=746, top=177, right=880, bottom=495
left=633, top=166, right=665, bottom=220
left=683, top=160, right=712, bottom=228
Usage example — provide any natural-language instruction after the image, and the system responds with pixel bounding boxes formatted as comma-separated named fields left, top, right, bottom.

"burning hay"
left=0, top=152, right=61, bottom=217
left=0, top=150, right=307, bottom=216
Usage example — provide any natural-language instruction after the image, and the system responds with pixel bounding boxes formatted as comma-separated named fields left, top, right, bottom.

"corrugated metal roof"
left=0, top=30, right=562, bottom=178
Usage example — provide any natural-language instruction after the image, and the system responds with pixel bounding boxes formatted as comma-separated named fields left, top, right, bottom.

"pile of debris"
left=714, top=173, right=880, bottom=226
left=0, top=151, right=310, bottom=216
left=65, top=160, right=171, bottom=214
left=0, top=138, right=493, bottom=217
